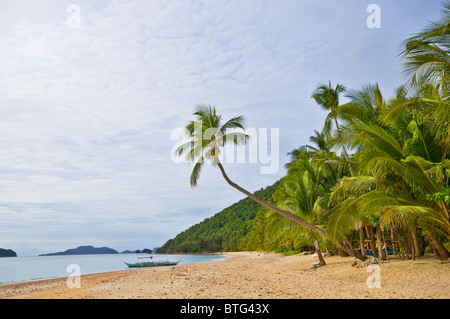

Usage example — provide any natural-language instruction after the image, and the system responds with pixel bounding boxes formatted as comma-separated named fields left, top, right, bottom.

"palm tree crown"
left=400, top=0, right=450, bottom=87
left=175, top=104, right=248, bottom=188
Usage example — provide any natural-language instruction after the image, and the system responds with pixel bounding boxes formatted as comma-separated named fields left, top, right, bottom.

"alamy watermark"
left=366, top=264, right=381, bottom=289
left=67, top=4, right=81, bottom=29
left=366, top=4, right=381, bottom=29
left=66, top=264, right=81, bottom=288
left=171, top=126, right=280, bottom=175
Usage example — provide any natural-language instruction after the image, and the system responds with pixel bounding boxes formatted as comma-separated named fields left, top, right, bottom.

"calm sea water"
left=0, top=254, right=226, bottom=285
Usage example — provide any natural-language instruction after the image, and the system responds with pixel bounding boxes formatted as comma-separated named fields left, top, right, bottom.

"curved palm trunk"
left=215, top=158, right=367, bottom=261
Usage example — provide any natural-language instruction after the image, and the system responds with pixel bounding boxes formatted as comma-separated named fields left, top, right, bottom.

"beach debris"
left=309, top=262, right=325, bottom=269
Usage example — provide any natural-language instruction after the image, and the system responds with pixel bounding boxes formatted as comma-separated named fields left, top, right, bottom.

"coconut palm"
left=176, top=104, right=367, bottom=261
left=400, top=0, right=450, bottom=88
left=311, top=81, right=346, bottom=132
left=175, top=104, right=249, bottom=188
left=305, top=118, right=333, bottom=155
left=399, top=0, right=450, bottom=155
left=312, top=81, right=354, bottom=175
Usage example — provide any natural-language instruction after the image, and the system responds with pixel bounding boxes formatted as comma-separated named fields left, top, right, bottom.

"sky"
left=0, top=0, right=444, bottom=256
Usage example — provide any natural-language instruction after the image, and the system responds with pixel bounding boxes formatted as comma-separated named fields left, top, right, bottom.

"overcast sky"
left=0, top=0, right=443, bottom=256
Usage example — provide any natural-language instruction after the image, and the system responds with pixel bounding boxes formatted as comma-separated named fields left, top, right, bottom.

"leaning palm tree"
left=176, top=104, right=367, bottom=261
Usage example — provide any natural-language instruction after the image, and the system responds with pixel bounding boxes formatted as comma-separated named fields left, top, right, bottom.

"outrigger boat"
left=124, top=256, right=180, bottom=268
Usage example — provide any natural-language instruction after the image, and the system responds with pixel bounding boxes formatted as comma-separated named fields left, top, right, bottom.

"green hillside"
left=158, top=182, right=280, bottom=253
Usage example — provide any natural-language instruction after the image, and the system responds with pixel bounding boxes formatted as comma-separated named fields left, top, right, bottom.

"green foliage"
left=427, top=187, right=450, bottom=203
left=174, top=104, right=248, bottom=188
left=427, top=168, right=450, bottom=203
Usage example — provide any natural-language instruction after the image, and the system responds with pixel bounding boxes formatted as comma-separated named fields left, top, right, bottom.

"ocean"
left=0, top=253, right=227, bottom=285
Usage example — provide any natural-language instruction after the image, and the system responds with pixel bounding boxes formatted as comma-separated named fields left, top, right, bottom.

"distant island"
left=39, top=245, right=119, bottom=256
left=0, top=248, right=17, bottom=258
left=39, top=245, right=158, bottom=256
left=121, top=248, right=154, bottom=254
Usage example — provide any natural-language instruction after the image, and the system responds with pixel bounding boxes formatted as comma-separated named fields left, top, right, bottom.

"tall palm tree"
left=312, top=81, right=346, bottom=133
left=176, top=104, right=367, bottom=261
left=311, top=81, right=354, bottom=175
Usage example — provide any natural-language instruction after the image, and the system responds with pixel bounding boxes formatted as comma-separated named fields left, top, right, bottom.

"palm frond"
left=401, top=155, right=440, bottom=195
left=222, top=131, right=249, bottom=146
left=221, top=115, right=245, bottom=132
left=189, top=160, right=204, bottom=188
left=400, top=2, right=450, bottom=84
left=381, top=99, right=416, bottom=125
left=329, top=176, right=378, bottom=206
left=327, top=192, right=372, bottom=242
left=349, top=121, right=404, bottom=158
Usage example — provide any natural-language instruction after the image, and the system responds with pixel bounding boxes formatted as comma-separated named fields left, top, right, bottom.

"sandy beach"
left=0, top=252, right=449, bottom=299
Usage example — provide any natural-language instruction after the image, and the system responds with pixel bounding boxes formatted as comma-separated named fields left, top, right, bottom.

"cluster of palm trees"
left=176, top=1, right=450, bottom=264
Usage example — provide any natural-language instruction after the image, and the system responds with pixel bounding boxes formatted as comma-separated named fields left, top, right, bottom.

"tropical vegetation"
left=162, top=1, right=450, bottom=263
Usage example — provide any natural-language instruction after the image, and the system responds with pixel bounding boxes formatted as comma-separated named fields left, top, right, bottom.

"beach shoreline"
left=0, top=251, right=448, bottom=299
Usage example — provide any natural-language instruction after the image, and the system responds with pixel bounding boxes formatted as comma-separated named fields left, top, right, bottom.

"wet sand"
left=0, top=252, right=449, bottom=299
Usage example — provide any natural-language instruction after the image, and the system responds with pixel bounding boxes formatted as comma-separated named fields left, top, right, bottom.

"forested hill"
left=158, top=182, right=279, bottom=253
